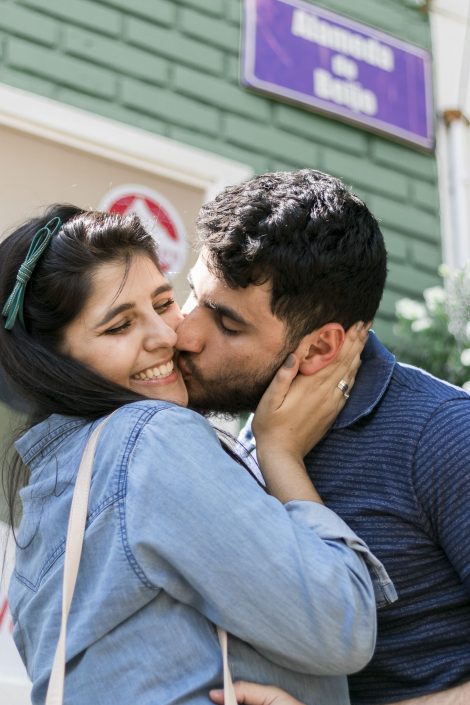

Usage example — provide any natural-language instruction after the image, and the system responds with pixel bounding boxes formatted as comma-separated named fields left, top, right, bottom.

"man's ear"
left=293, top=323, right=345, bottom=376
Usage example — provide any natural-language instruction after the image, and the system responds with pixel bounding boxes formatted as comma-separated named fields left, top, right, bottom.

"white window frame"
left=0, top=83, right=253, bottom=200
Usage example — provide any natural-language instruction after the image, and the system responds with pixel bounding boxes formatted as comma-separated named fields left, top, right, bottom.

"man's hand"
left=210, top=681, right=305, bottom=705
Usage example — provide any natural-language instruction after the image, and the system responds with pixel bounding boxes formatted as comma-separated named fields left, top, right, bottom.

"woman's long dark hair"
left=0, top=205, right=159, bottom=527
left=0, top=204, right=259, bottom=534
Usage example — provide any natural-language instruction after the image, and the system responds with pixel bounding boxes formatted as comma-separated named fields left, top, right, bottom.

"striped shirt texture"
left=240, top=332, right=470, bottom=704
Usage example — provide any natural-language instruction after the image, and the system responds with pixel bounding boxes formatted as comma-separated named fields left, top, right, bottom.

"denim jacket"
left=9, top=401, right=394, bottom=705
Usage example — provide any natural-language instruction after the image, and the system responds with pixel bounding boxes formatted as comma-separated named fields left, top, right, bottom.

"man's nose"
left=175, top=309, right=204, bottom=353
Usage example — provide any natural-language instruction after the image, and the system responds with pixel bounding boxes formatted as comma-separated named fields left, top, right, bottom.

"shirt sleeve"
left=413, top=396, right=470, bottom=595
left=124, top=404, right=377, bottom=675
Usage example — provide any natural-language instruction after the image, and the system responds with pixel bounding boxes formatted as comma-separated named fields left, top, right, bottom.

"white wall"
left=0, top=522, right=32, bottom=705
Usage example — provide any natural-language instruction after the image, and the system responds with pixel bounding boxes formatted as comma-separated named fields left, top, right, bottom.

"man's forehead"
left=189, top=253, right=229, bottom=292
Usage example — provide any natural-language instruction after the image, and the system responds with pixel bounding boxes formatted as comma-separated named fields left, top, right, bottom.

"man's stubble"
left=179, top=345, right=291, bottom=416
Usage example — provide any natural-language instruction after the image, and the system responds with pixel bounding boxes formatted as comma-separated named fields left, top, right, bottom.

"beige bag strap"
left=45, top=415, right=112, bottom=705
left=217, top=627, right=238, bottom=705
left=45, top=414, right=237, bottom=705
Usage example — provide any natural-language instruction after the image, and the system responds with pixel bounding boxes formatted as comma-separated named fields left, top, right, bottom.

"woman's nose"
left=144, top=317, right=178, bottom=351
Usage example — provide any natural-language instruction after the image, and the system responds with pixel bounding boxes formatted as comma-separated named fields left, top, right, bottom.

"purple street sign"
left=242, top=0, right=434, bottom=150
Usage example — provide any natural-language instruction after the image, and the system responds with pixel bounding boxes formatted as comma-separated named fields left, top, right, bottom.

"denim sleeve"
left=238, top=414, right=396, bottom=608
left=125, top=404, right=378, bottom=675
left=413, top=397, right=470, bottom=595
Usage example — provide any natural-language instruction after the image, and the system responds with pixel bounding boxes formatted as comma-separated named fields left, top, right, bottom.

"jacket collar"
left=15, top=415, right=86, bottom=467
left=332, top=331, right=396, bottom=430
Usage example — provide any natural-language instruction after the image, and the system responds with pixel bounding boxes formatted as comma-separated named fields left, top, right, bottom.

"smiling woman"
left=0, top=205, right=389, bottom=705
left=61, top=255, right=188, bottom=406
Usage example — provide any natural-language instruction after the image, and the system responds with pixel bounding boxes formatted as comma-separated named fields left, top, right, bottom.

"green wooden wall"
left=0, top=0, right=441, bottom=342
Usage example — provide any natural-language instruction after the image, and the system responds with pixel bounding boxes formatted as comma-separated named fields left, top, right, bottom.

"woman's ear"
left=293, top=323, right=345, bottom=376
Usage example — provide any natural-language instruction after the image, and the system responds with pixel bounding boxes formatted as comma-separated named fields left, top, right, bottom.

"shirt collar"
left=332, top=331, right=396, bottom=430
left=15, top=414, right=86, bottom=467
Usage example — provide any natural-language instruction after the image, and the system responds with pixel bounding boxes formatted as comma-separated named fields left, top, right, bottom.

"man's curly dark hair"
left=197, top=169, right=387, bottom=345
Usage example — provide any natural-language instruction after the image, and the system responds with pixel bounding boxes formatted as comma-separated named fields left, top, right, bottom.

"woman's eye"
left=105, top=321, right=131, bottom=335
left=154, top=297, right=175, bottom=313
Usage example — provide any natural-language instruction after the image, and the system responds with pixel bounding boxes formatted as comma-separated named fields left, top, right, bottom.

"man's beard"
left=178, top=348, right=290, bottom=417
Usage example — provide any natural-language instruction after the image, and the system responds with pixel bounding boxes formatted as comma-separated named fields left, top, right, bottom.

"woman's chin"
left=129, top=375, right=189, bottom=407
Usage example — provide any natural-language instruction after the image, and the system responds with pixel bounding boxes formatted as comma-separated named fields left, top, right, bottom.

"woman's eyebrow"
left=95, top=284, right=173, bottom=328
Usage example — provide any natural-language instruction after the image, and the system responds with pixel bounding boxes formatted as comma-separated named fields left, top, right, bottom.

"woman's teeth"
left=133, top=360, right=174, bottom=380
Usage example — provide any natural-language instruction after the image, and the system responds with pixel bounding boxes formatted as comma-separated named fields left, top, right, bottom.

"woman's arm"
left=120, top=396, right=379, bottom=675
left=253, top=323, right=367, bottom=503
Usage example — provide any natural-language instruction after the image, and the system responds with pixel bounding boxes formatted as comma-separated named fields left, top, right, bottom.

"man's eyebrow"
left=96, top=284, right=172, bottom=328
left=187, top=269, right=249, bottom=327
left=205, top=300, right=249, bottom=327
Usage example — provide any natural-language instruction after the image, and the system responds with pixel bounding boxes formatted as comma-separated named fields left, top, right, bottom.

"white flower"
left=438, top=263, right=451, bottom=277
left=423, top=286, right=446, bottom=311
left=396, top=298, right=427, bottom=321
left=463, top=381, right=470, bottom=392
left=411, top=317, right=432, bottom=332
left=460, top=349, right=470, bottom=366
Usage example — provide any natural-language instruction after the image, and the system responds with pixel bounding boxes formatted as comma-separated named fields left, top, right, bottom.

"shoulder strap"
left=217, top=627, right=238, bottom=705
left=46, top=415, right=113, bottom=705
left=45, top=413, right=237, bottom=705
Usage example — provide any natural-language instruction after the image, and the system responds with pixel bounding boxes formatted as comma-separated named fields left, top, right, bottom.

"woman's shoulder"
left=99, top=401, right=221, bottom=489
left=109, top=400, right=231, bottom=470
left=103, top=400, right=215, bottom=447
left=109, top=399, right=208, bottom=426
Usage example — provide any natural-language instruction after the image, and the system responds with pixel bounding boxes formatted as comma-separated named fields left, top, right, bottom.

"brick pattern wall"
left=0, top=0, right=441, bottom=342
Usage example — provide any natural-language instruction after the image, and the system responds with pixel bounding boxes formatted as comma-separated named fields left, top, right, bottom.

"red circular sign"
left=99, top=185, right=187, bottom=274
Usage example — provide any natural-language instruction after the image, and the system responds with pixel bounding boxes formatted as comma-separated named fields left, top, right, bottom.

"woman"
left=0, top=205, right=388, bottom=705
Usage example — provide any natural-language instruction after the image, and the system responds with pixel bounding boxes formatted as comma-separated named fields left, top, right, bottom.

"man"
left=176, top=169, right=470, bottom=704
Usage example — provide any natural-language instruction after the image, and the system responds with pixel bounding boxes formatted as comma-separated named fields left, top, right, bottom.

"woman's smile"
left=61, top=255, right=189, bottom=407
left=131, top=359, right=177, bottom=383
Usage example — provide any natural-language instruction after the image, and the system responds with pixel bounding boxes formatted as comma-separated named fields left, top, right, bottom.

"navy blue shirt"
left=240, top=333, right=470, bottom=704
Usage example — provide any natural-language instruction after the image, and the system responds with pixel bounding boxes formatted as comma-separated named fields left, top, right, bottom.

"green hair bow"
left=2, top=217, right=61, bottom=330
